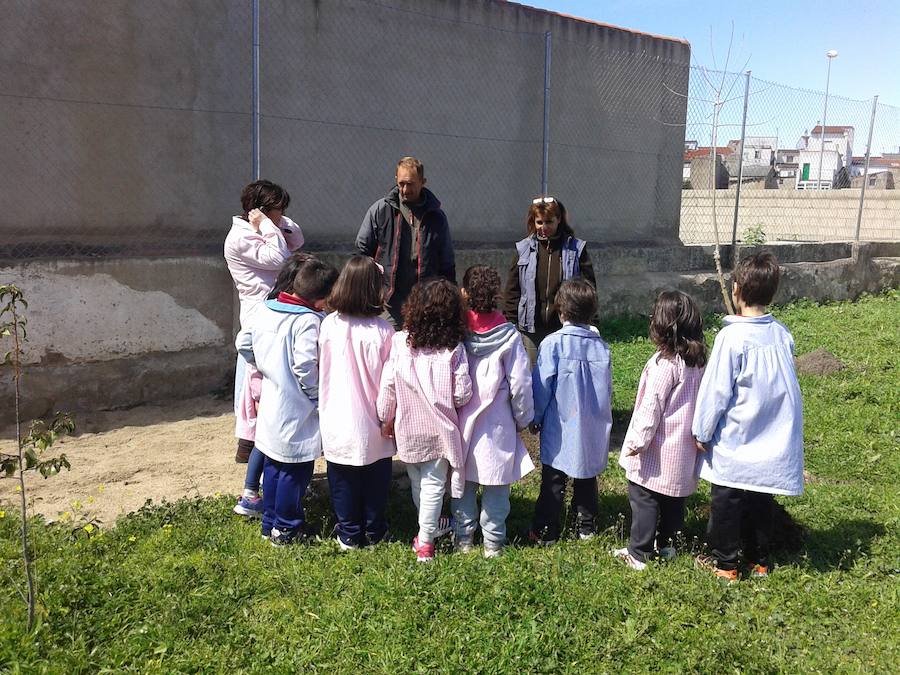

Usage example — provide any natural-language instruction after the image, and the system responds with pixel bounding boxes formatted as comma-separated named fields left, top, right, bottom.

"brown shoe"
left=235, top=438, right=254, bottom=463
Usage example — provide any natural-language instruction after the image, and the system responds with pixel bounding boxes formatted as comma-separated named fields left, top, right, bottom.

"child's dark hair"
left=402, top=278, right=466, bottom=350
left=328, top=256, right=384, bottom=317
left=556, top=279, right=597, bottom=325
left=648, top=291, right=707, bottom=368
left=733, top=251, right=781, bottom=307
left=240, top=179, right=290, bottom=218
left=293, top=257, right=339, bottom=302
left=267, top=252, right=313, bottom=300
left=462, top=265, right=501, bottom=313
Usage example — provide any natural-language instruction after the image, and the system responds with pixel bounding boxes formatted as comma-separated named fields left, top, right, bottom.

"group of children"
left=234, top=228, right=803, bottom=577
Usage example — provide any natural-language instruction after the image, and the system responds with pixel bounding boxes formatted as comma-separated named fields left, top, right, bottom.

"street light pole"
left=816, top=50, right=838, bottom=189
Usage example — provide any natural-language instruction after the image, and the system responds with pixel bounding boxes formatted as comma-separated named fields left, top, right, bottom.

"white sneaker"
left=454, top=539, right=475, bottom=554
left=434, top=515, right=454, bottom=539
left=612, top=547, right=647, bottom=571
left=578, top=532, right=596, bottom=541
left=336, top=536, right=358, bottom=552
left=483, top=544, right=503, bottom=559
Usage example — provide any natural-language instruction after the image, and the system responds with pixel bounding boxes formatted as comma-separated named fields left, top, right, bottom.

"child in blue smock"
left=529, top=279, right=612, bottom=544
left=692, top=251, right=804, bottom=580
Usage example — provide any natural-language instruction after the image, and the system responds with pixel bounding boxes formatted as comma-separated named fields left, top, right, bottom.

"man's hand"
left=694, top=438, right=708, bottom=453
left=248, top=208, right=266, bottom=232
left=380, top=419, right=395, bottom=440
left=625, top=446, right=641, bottom=457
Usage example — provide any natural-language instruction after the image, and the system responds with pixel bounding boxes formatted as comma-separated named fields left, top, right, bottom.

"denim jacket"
left=514, top=235, right=586, bottom=333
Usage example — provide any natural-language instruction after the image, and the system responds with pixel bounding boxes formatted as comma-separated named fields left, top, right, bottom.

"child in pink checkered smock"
left=613, top=291, right=707, bottom=571
left=377, top=278, right=472, bottom=562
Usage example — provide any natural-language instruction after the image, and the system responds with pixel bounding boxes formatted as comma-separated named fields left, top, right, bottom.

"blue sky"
left=525, top=1, right=900, bottom=106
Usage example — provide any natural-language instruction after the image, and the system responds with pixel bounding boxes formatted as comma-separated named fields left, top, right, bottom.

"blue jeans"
left=327, top=458, right=392, bottom=546
left=260, top=455, right=314, bottom=536
left=244, top=447, right=265, bottom=492
left=406, top=458, right=449, bottom=545
left=451, top=481, right=511, bottom=548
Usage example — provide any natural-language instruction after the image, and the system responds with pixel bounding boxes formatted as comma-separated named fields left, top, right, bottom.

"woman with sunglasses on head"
left=502, top=196, right=596, bottom=364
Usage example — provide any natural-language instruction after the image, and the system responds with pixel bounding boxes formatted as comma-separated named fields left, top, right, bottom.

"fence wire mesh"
left=680, top=68, right=900, bottom=244
left=2, top=0, right=899, bottom=261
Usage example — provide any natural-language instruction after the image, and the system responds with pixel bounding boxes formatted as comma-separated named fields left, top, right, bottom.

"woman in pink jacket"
left=319, top=257, right=395, bottom=550
left=223, top=180, right=304, bottom=517
left=454, top=266, right=535, bottom=558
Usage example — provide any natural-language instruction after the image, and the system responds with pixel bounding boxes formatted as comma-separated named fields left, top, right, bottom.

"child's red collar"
left=276, top=292, right=317, bottom=310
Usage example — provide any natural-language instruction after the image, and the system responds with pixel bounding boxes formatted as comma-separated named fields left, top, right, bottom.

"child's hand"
left=694, top=438, right=708, bottom=453
left=380, top=420, right=395, bottom=440
left=529, top=423, right=541, bottom=435
left=625, top=446, right=641, bottom=457
left=248, top=208, right=266, bottom=232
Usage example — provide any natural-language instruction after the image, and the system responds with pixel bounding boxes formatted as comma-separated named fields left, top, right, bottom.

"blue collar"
left=264, top=299, right=323, bottom=316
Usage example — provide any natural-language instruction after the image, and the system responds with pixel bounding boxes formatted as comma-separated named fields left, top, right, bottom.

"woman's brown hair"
left=402, top=278, right=466, bottom=350
left=327, top=256, right=384, bottom=317
left=526, top=197, right=574, bottom=238
left=648, top=290, right=707, bottom=368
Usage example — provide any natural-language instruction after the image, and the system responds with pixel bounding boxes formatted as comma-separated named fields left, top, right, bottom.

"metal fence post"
left=541, top=31, right=552, bottom=196
left=251, top=0, right=260, bottom=180
left=730, top=70, right=751, bottom=251
left=855, top=95, right=879, bottom=242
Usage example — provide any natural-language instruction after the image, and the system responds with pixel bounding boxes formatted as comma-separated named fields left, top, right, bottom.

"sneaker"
left=412, top=536, right=435, bottom=562
left=695, top=554, right=738, bottom=582
left=454, top=538, right=475, bottom=554
left=612, top=547, right=647, bottom=571
left=434, top=515, right=454, bottom=539
left=233, top=495, right=263, bottom=518
left=750, top=563, right=770, bottom=578
left=528, top=530, right=557, bottom=547
left=270, top=527, right=303, bottom=547
left=483, top=543, right=504, bottom=559
left=658, top=546, right=677, bottom=561
left=336, top=535, right=358, bottom=552
left=578, top=531, right=596, bottom=541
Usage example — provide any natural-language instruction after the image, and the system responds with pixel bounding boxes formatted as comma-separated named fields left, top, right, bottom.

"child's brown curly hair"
left=402, top=278, right=466, bottom=350
left=462, top=265, right=501, bottom=313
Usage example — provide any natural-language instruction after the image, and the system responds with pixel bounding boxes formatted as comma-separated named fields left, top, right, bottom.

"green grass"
left=2, top=292, right=898, bottom=672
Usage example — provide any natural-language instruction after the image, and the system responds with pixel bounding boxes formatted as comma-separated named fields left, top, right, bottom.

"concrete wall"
left=0, top=257, right=235, bottom=423
left=680, top=189, right=900, bottom=243
left=0, top=0, right=251, bottom=255
left=1, top=0, right=690, bottom=255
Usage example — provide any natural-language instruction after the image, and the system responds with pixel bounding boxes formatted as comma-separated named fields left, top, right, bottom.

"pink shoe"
left=412, top=536, right=435, bottom=563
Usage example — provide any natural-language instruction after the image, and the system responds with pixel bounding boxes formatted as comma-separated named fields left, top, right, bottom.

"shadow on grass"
left=791, top=518, right=887, bottom=572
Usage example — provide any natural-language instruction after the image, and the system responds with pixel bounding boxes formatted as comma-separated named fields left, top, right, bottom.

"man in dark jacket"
left=356, top=157, right=456, bottom=328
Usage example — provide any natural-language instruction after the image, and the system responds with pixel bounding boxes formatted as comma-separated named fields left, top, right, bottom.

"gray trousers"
left=627, top=481, right=686, bottom=562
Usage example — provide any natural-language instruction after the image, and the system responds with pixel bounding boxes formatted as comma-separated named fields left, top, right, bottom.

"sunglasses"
left=532, top=196, right=556, bottom=205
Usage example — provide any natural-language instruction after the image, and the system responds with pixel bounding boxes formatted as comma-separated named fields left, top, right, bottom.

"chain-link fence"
left=680, top=67, right=900, bottom=244
left=2, top=0, right=898, bottom=261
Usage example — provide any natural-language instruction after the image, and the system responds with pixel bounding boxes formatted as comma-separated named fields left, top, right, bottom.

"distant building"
left=724, top=136, right=778, bottom=188
left=796, top=125, right=854, bottom=189
left=850, top=155, right=900, bottom=188
left=776, top=148, right=801, bottom=186
left=683, top=146, right=732, bottom=187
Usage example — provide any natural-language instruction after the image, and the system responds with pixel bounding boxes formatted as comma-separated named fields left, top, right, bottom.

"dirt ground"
left=0, top=396, right=332, bottom=525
